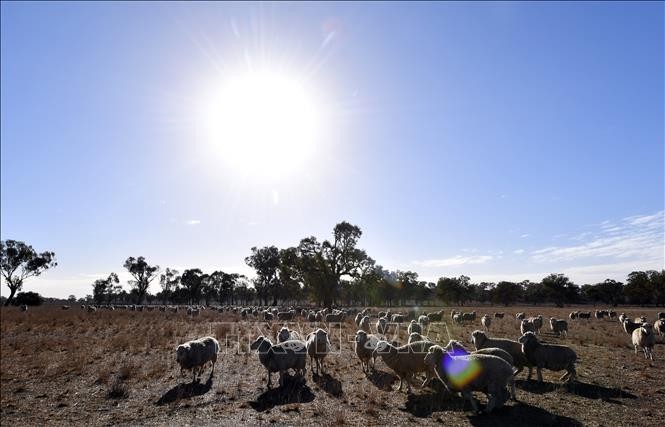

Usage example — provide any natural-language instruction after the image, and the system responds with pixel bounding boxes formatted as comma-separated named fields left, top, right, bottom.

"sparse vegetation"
left=1, top=305, right=664, bottom=425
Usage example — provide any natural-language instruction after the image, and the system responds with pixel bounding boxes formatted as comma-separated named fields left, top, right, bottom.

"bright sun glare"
left=204, top=71, right=321, bottom=179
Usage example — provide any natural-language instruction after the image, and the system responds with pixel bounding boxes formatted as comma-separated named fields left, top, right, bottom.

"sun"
left=203, top=70, right=321, bottom=179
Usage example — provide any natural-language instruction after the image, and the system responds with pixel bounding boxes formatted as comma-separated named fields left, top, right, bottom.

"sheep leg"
left=267, top=371, right=272, bottom=388
left=484, top=393, right=497, bottom=414
left=566, top=366, right=577, bottom=383
left=509, top=378, right=517, bottom=401
left=634, top=345, right=638, bottom=355
left=536, top=367, right=543, bottom=383
left=462, top=390, right=481, bottom=414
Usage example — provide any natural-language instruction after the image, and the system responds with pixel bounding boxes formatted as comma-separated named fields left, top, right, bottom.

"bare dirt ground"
left=1, top=305, right=664, bottom=426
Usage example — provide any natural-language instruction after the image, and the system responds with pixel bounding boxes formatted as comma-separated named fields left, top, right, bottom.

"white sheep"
left=373, top=340, right=436, bottom=393
left=250, top=336, right=307, bottom=388
left=530, top=315, right=543, bottom=334
left=277, top=311, right=295, bottom=321
left=277, top=326, right=301, bottom=343
left=354, top=312, right=363, bottom=326
left=654, top=319, right=664, bottom=337
left=359, top=315, right=371, bottom=333
left=518, top=332, right=577, bottom=383
left=471, top=330, right=532, bottom=378
left=427, top=310, right=444, bottom=322
left=632, top=323, right=655, bottom=360
left=623, top=318, right=641, bottom=335
left=520, top=319, right=535, bottom=335
left=442, top=340, right=514, bottom=367
left=549, top=318, right=568, bottom=338
left=325, top=312, right=345, bottom=323
left=354, top=330, right=380, bottom=372
left=481, top=314, right=491, bottom=331
left=424, top=345, right=515, bottom=414
left=407, top=320, right=422, bottom=335
left=418, top=315, right=430, bottom=327
left=376, top=317, right=389, bottom=335
left=306, top=328, right=330, bottom=375
left=407, top=332, right=430, bottom=344
left=176, top=336, right=220, bottom=383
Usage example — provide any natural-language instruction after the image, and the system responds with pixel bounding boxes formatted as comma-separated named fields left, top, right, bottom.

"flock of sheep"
left=166, top=306, right=664, bottom=415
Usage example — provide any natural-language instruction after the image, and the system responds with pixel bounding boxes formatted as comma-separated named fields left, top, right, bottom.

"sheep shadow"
left=366, top=369, right=398, bottom=391
left=515, top=379, right=559, bottom=394
left=516, top=380, right=637, bottom=403
left=312, top=372, right=343, bottom=397
left=249, top=375, right=315, bottom=412
left=156, top=377, right=213, bottom=405
left=566, top=381, right=637, bottom=403
left=402, top=388, right=463, bottom=417
left=467, top=401, right=582, bottom=427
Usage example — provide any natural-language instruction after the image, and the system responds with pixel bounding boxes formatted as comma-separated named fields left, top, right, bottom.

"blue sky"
left=1, top=2, right=663, bottom=298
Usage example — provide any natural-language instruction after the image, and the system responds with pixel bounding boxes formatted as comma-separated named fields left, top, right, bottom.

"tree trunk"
left=4, top=286, right=18, bottom=306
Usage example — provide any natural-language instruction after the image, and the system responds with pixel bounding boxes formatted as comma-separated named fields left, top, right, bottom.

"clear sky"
left=1, top=2, right=663, bottom=298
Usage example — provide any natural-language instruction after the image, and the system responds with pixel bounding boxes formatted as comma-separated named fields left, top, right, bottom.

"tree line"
left=2, top=224, right=664, bottom=307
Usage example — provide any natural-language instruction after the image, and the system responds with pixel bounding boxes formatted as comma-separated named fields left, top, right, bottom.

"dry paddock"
left=1, top=305, right=664, bottom=426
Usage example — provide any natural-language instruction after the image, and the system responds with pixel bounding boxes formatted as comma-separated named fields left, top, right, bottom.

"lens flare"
left=442, top=349, right=482, bottom=388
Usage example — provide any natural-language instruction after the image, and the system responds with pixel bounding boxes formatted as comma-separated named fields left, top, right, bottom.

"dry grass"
left=1, top=305, right=664, bottom=426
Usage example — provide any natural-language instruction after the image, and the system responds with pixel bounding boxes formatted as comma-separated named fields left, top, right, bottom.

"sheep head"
left=443, top=340, right=468, bottom=354
left=250, top=336, right=272, bottom=352
left=518, top=331, right=539, bottom=350
left=470, top=330, right=486, bottom=349
left=176, top=343, right=190, bottom=365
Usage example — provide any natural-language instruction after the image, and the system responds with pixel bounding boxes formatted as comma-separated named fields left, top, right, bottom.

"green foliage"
left=180, top=268, right=203, bottom=304
left=1, top=240, right=57, bottom=306
left=159, top=268, right=181, bottom=303
left=92, top=272, right=120, bottom=304
left=245, top=246, right=281, bottom=305
left=492, top=281, right=523, bottom=306
left=624, top=271, right=654, bottom=305
left=123, top=256, right=159, bottom=304
left=14, top=291, right=44, bottom=306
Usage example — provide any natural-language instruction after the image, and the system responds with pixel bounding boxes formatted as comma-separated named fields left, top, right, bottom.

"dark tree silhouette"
left=14, top=291, right=44, bottom=306
left=245, top=246, right=280, bottom=305
left=180, top=268, right=204, bottom=304
left=492, top=281, right=523, bottom=306
left=296, top=222, right=371, bottom=307
left=92, top=272, right=120, bottom=304
left=1, top=240, right=57, bottom=306
left=159, top=268, right=181, bottom=303
left=123, top=256, right=159, bottom=304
